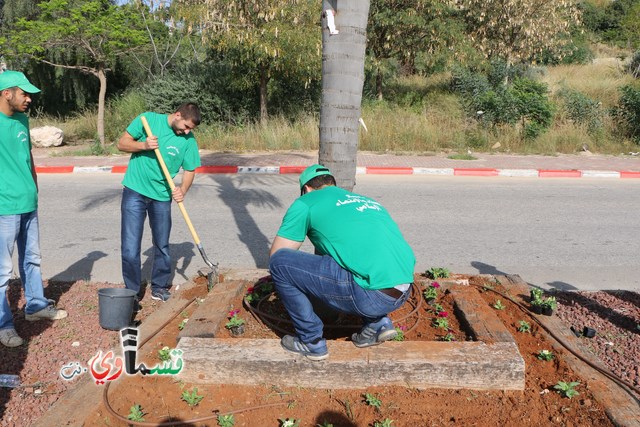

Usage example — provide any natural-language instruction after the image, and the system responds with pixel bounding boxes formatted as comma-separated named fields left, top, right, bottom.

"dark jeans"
left=269, top=248, right=409, bottom=343
left=121, top=187, right=171, bottom=295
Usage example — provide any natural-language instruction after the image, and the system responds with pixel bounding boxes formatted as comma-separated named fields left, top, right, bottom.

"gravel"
left=554, top=290, right=640, bottom=390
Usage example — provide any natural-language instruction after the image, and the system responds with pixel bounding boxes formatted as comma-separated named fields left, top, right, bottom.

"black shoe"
left=151, top=289, right=171, bottom=302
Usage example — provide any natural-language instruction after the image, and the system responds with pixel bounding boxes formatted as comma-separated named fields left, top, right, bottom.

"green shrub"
left=613, top=84, right=640, bottom=143
left=557, top=88, right=604, bottom=135
left=452, top=65, right=553, bottom=139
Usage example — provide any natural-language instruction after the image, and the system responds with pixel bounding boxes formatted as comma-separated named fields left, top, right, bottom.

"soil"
left=1, top=274, right=639, bottom=427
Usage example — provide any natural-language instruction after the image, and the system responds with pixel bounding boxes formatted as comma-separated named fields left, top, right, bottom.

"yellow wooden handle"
left=140, top=115, right=201, bottom=245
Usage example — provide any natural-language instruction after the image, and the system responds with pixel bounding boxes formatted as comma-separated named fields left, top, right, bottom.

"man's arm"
left=270, top=236, right=303, bottom=257
left=172, top=170, right=195, bottom=203
left=117, top=131, right=158, bottom=153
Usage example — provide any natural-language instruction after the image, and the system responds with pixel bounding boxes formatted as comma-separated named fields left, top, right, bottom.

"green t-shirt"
left=122, top=112, right=201, bottom=201
left=276, top=186, right=416, bottom=290
left=0, top=111, right=37, bottom=215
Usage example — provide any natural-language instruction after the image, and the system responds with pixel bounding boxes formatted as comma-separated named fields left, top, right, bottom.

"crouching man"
left=269, top=164, right=416, bottom=360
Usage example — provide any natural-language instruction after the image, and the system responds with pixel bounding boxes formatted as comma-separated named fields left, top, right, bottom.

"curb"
left=34, top=165, right=640, bottom=178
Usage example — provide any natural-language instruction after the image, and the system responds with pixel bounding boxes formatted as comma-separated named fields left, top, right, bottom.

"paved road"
left=28, top=173, right=640, bottom=292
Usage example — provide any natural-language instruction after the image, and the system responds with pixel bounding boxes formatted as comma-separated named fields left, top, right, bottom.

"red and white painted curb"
left=34, top=165, right=640, bottom=178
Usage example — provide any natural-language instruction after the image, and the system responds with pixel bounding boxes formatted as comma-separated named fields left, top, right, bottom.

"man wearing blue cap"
left=0, top=71, right=67, bottom=348
left=269, top=164, right=416, bottom=360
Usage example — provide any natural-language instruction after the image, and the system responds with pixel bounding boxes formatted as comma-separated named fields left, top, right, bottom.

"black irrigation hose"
left=244, top=283, right=424, bottom=335
left=471, top=283, right=640, bottom=402
left=101, top=297, right=288, bottom=426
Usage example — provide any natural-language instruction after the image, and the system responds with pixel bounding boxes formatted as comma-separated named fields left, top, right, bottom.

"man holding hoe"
left=117, top=103, right=201, bottom=305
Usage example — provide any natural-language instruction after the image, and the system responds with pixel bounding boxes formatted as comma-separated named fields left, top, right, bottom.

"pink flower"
left=228, top=309, right=240, bottom=317
left=246, top=287, right=254, bottom=294
left=431, top=282, right=440, bottom=288
left=438, top=311, right=448, bottom=317
left=399, top=325, right=408, bottom=331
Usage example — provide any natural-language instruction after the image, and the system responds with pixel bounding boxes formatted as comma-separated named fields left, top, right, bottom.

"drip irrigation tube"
left=470, top=283, right=640, bottom=402
left=101, top=297, right=288, bottom=426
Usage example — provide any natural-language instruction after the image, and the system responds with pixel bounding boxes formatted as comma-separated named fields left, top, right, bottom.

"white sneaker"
left=25, top=305, right=68, bottom=321
left=0, top=328, right=24, bottom=347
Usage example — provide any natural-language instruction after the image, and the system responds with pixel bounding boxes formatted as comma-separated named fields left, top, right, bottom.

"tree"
left=4, top=0, right=147, bottom=145
left=318, top=0, right=370, bottom=190
left=456, top=0, right=581, bottom=68
left=176, top=0, right=319, bottom=123
left=367, top=0, right=460, bottom=99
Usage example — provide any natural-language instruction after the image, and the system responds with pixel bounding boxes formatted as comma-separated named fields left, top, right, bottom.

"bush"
left=613, top=84, right=640, bottom=143
left=628, top=51, right=640, bottom=78
left=557, top=88, right=604, bottom=135
left=451, top=65, right=553, bottom=139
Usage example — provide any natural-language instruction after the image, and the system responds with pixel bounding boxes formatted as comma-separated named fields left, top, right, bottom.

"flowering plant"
left=433, top=317, right=449, bottom=329
left=245, top=277, right=275, bottom=305
left=423, top=282, right=440, bottom=300
left=225, top=309, right=245, bottom=329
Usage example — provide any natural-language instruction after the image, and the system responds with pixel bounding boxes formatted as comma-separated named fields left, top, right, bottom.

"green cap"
left=299, top=164, right=332, bottom=192
left=0, top=71, right=41, bottom=93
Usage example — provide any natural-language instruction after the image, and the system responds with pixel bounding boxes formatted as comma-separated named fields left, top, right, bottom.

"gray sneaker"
left=25, top=304, right=68, bottom=321
left=351, top=316, right=397, bottom=348
left=0, top=328, right=24, bottom=347
left=280, top=335, right=329, bottom=361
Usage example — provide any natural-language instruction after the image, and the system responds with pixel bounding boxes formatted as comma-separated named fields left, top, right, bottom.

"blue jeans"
left=0, top=211, right=50, bottom=330
left=269, top=249, right=409, bottom=343
left=121, top=187, right=172, bottom=295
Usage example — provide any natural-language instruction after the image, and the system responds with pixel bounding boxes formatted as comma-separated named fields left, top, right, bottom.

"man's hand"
left=144, top=135, right=159, bottom=151
left=118, top=132, right=158, bottom=153
left=172, top=186, right=185, bottom=203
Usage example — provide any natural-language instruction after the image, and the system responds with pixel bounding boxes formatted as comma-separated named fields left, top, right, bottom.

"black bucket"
left=98, top=288, right=137, bottom=330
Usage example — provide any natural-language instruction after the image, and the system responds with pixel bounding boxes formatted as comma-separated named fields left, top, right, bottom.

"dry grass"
left=542, top=60, right=635, bottom=108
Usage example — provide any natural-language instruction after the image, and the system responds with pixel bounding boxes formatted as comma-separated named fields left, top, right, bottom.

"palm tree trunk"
left=97, top=67, right=107, bottom=146
left=319, top=0, right=370, bottom=191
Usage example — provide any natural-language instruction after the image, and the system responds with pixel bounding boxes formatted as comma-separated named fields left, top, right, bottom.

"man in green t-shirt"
left=0, top=71, right=68, bottom=348
left=269, top=164, right=416, bottom=360
left=118, top=103, right=201, bottom=304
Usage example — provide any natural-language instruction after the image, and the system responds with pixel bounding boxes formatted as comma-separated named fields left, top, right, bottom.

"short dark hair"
left=176, top=102, right=201, bottom=125
left=305, top=174, right=336, bottom=191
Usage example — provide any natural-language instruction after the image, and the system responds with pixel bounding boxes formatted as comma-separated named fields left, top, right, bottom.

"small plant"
left=225, top=309, right=246, bottom=329
left=517, top=320, right=531, bottom=333
left=433, top=317, right=449, bottom=330
left=245, top=279, right=275, bottom=305
left=426, top=267, right=450, bottom=279
left=364, top=393, right=383, bottom=409
left=374, top=419, right=394, bottom=427
left=181, top=387, right=204, bottom=407
left=431, top=303, right=444, bottom=313
left=537, top=349, right=554, bottom=361
left=279, top=418, right=300, bottom=427
left=554, top=381, right=580, bottom=399
left=493, top=299, right=505, bottom=310
left=423, top=282, right=440, bottom=300
left=157, top=346, right=171, bottom=362
left=542, top=296, right=557, bottom=311
left=441, top=332, right=455, bottom=341
left=127, top=404, right=145, bottom=422
left=178, top=318, right=188, bottom=330
left=392, top=326, right=406, bottom=341
left=217, top=414, right=235, bottom=427
left=317, top=422, right=334, bottom=427
left=530, top=288, right=544, bottom=303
